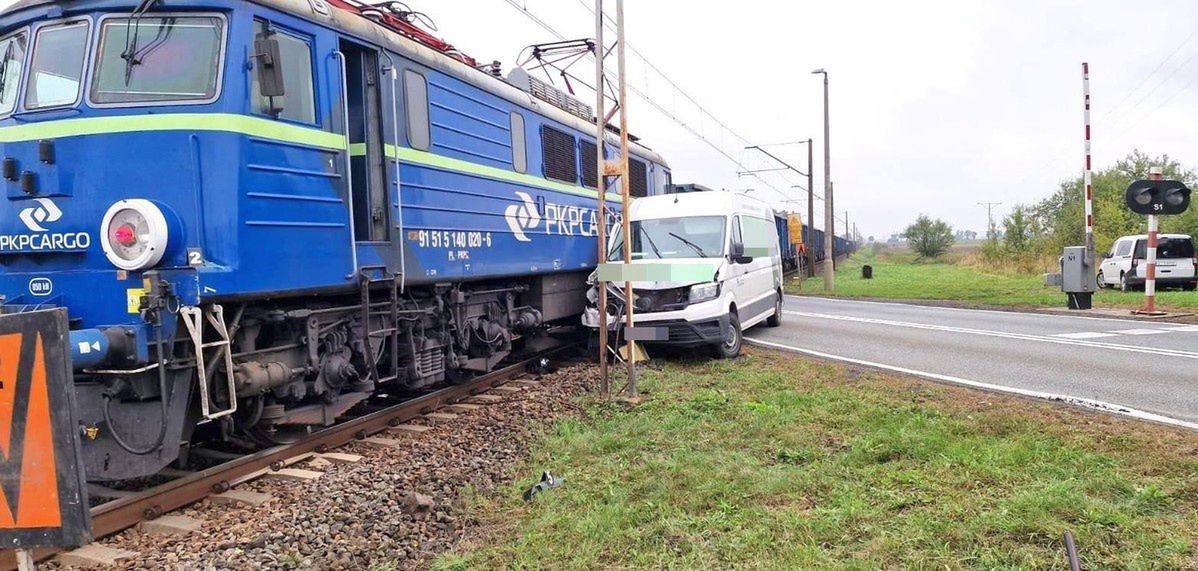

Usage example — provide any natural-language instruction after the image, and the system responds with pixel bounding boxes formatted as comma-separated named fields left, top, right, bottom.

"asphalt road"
left=746, top=296, right=1198, bottom=427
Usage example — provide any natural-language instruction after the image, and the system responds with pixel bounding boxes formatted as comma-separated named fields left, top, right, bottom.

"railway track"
left=5, top=343, right=578, bottom=568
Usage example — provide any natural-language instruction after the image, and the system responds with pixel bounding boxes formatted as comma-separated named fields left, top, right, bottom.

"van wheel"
left=1096, top=271, right=1106, bottom=289
left=766, top=292, right=783, bottom=327
left=1120, top=272, right=1131, bottom=292
left=712, top=312, right=742, bottom=359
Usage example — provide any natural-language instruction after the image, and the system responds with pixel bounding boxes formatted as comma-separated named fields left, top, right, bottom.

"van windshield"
left=1135, top=237, right=1195, bottom=259
left=610, top=216, right=726, bottom=261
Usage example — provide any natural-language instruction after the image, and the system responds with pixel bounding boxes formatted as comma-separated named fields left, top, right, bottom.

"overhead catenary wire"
left=499, top=0, right=810, bottom=211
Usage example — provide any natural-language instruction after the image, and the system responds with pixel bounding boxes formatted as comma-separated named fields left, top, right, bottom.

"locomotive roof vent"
left=507, top=67, right=593, bottom=121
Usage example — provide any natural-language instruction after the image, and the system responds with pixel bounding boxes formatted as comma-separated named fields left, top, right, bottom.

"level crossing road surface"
left=746, top=296, right=1198, bottom=428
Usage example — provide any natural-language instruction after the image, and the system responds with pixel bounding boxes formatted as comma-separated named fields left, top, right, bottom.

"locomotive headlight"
left=100, top=199, right=169, bottom=271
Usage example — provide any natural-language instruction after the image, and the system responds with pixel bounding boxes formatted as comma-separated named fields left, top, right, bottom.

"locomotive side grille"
left=541, top=126, right=578, bottom=184
left=580, top=139, right=598, bottom=189
left=630, top=158, right=648, bottom=197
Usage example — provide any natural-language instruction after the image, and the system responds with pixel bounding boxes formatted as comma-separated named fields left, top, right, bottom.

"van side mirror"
left=729, top=242, right=752, bottom=264
left=1103, top=252, right=1112, bottom=259
left=254, top=37, right=285, bottom=98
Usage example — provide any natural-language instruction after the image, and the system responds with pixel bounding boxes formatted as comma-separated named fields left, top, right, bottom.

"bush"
left=903, top=215, right=955, bottom=259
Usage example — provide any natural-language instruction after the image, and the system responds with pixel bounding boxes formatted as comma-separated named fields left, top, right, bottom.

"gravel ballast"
left=58, top=361, right=597, bottom=570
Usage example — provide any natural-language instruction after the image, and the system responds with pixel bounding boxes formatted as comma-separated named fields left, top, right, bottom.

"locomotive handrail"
left=333, top=49, right=359, bottom=279
left=383, top=52, right=406, bottom=292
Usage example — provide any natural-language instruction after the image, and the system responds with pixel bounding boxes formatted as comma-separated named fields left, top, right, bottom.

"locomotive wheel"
left=447, top=367, right=476, bottom=385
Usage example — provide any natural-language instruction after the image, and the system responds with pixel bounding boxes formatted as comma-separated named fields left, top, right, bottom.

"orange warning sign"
left=0, top=309, right=90, bottom=549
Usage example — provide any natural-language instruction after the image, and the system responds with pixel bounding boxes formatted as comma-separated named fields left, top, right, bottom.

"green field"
left=789, top=245, right=1198, bottom=310
left=437, top=349, right=1198, bottom=569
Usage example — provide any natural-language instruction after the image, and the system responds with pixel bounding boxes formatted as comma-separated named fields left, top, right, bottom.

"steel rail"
left=5, top=344, right=576, bottom=568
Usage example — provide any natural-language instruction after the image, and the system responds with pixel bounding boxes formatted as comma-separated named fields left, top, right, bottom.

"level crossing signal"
left=1125, top=179, right=1191, bottom=215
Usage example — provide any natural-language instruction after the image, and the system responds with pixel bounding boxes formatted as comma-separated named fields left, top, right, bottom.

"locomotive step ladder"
left=358, top=266, right=402, bottom=384
left=180, top=304, right=238, bottom=421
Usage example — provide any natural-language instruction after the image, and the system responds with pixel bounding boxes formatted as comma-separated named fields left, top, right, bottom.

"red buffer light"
left=113, top=224, right=137, bottom=247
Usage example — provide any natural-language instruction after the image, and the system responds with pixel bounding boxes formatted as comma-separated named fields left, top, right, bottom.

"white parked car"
left=1097, top=234, right=1197, bottom=291
left=581, top=190, right=783, bottom=358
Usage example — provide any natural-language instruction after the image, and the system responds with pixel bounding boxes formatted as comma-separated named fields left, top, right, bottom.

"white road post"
left=1144, top=166, right=1163, bottom=313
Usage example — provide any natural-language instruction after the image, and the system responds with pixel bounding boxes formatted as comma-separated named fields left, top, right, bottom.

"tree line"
left=902, top=150, right=1198, bottom=264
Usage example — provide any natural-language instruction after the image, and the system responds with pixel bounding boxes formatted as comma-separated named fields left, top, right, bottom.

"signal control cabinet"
left=1061, top=246, right=1094, bottom=310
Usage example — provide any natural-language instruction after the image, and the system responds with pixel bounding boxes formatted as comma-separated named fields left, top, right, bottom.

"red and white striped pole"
left=1083, top=63, right=1095, bottom=275
left=1143, top=166, right=1163, bottom=313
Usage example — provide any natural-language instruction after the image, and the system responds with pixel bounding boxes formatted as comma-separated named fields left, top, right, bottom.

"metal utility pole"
left=844, top=211, right=849, bottom=240
left=593, top=0, right=609, bottom=398
left=813, top=68, right=833, bottom=290
left=592, top=0, right=636, bottom=399
left=805, top=138, right=815, bottom=276
left=615, top=0, right=637, bottom=398
left=978, top=201, right=1002, bottom=240
left=741, top=140, right=815, bottom=277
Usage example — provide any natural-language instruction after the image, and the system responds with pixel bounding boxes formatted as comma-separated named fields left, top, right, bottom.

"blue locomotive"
left=0, top=0, right=669, bottom=479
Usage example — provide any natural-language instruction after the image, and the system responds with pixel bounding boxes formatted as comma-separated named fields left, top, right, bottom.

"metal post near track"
left=615, top=0, right=638, bottom=398
left=1143, top=167, right=1163, bottom=314
left=806, top=138, right=815, bottom=277
left=593, top=0, right=609, bottom=398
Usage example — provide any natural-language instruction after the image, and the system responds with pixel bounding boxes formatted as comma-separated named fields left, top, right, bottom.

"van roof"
left=1117, top=234, right=1192, bottom=240
left=629, top=191, right=775, bottom=220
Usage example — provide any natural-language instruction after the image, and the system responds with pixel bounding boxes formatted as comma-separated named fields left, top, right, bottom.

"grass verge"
left=436, top=348, right=1198, bottom=569
left=788, top=245, right=1198, bottom=310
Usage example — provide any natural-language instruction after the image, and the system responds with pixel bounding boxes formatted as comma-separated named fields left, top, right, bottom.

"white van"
left=1097, top=234, right=1197, bottom=291
left=581, top=191, right=784, bottom=358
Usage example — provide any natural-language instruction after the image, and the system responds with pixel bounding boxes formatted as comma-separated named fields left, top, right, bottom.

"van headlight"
left=100, top=199, right=169, bottom=271
left=688, top=282, right=720, bottom=303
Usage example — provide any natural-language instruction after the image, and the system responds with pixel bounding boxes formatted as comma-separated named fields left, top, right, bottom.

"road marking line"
left=745, top=337, right=1198, bottom=432
left=1052, top=332, right=1119, bottom=339
left=1165, top=325, right=1198, bottom=332
left=1108, top=328, right=1169, bottom=335
left=781, top=310, right=1198, bottom=360
left=787, top=295, right=1172, bottom=326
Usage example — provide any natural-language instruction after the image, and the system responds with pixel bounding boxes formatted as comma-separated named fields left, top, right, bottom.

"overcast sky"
left=432, top=0, right=1198, bottom=239
left=5, top=0, right=1196, bottom=239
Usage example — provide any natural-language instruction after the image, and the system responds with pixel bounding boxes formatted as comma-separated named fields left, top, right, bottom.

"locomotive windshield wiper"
left=0, top=40, right=14, bottom=99
left=668, top=232, right=707, bottom=258
left=119, top=0, right=166, bottom=85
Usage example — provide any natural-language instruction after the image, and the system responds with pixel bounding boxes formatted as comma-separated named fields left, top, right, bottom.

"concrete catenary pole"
left=616, top=0, right=637, bottom=397
left=593, top=0, right=608, bottom=397
left=1144, top=166, right=1163, bottom=313
left=1083, top=62, right=1095, bottom=274
left=813, top=68, right=833, bottom=290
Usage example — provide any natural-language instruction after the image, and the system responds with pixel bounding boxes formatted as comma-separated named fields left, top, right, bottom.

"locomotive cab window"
left=251, top=20, right=315, bottom=124
left=403, top=69, right=429, bottom=151
left=0, top=31, right=28, bottom=116
left=510, top=112, right=526, bottom=173
left=90, top=15, right=224, bottom=105
left=541, top=125, right=577, bottom=184
left=25, top=20, right=88, bottom=110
